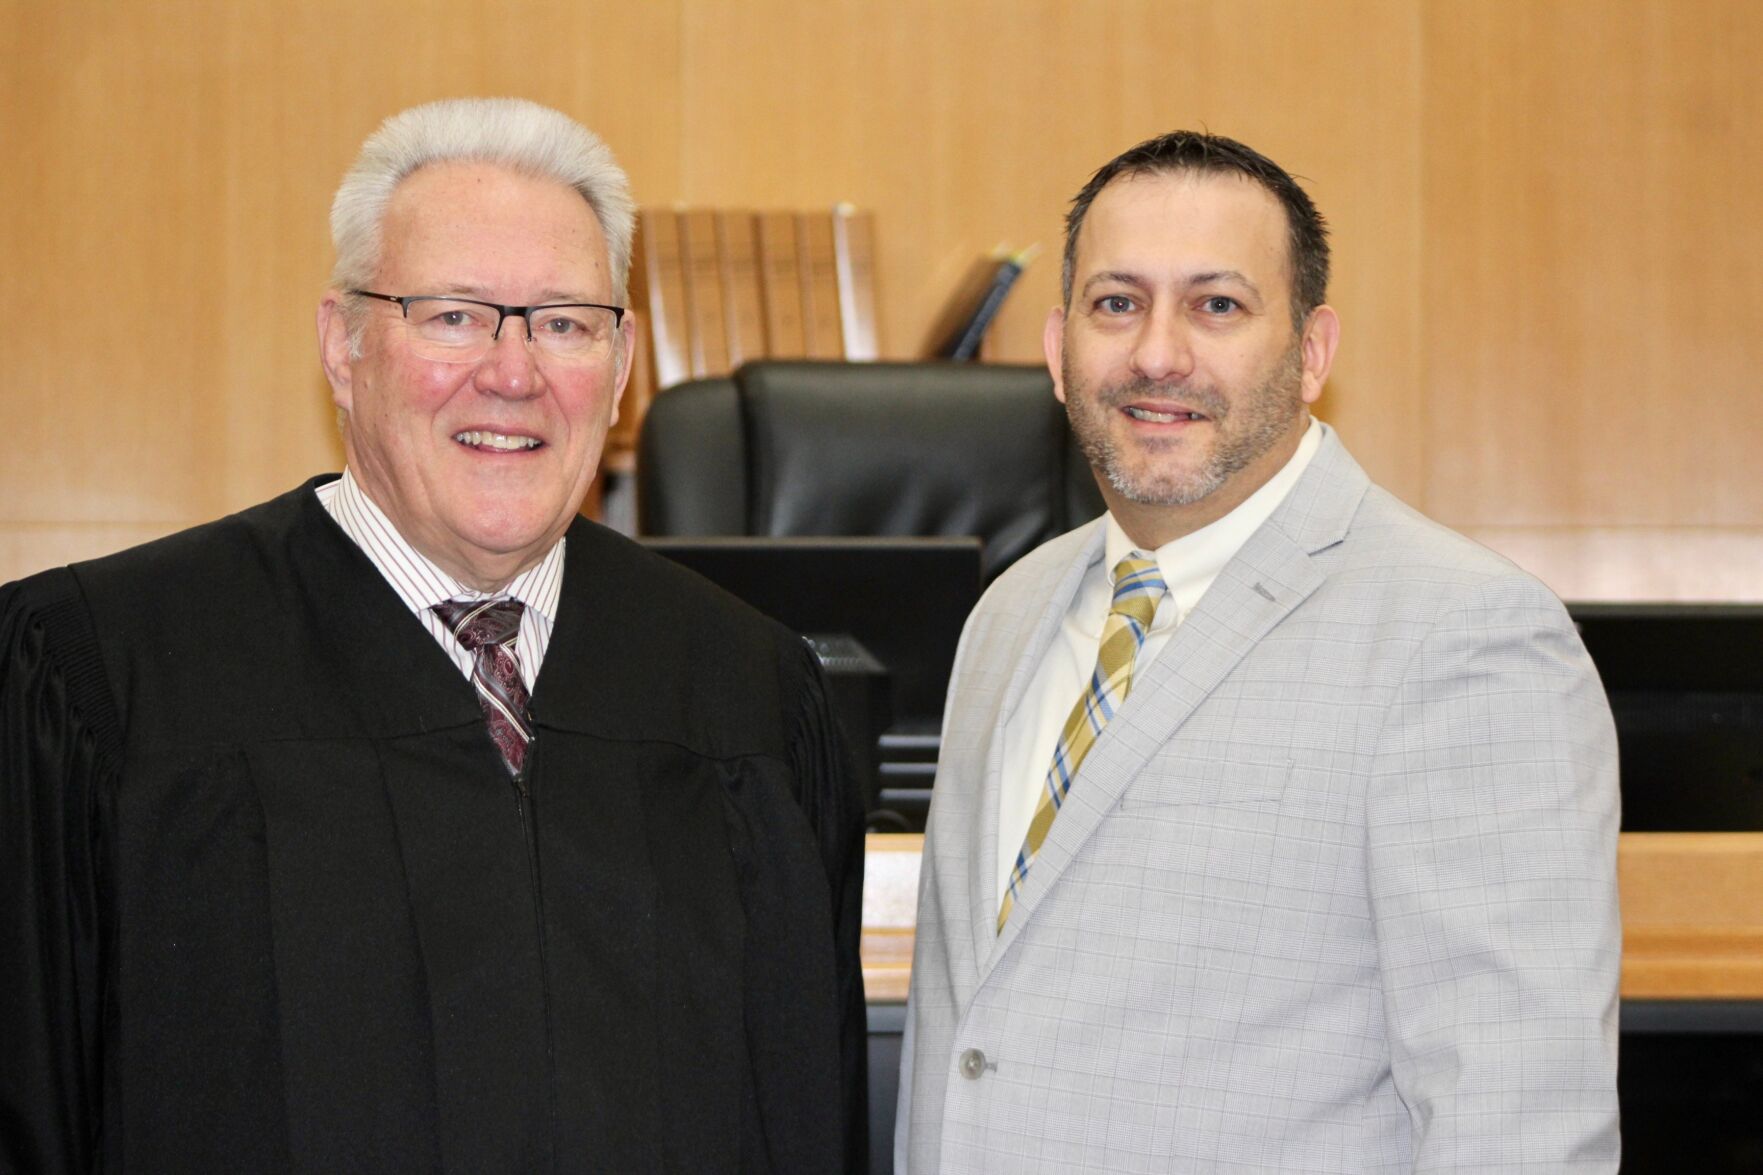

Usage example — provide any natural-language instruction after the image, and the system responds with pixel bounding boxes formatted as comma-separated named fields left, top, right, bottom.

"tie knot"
left=1109, top=553, right=1166, bottom=630
left=433, top=598, right=525, bottom=652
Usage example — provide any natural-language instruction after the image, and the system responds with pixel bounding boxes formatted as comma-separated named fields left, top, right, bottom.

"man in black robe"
left=0, top=97, right=867, bottom=1173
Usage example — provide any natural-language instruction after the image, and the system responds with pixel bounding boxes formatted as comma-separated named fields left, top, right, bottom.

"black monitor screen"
left=1568, top=603, right=1763, bottom=831
left=643, top=536, right=983, bottom=730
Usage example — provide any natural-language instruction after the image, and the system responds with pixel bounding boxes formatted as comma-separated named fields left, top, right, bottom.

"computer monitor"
left=1568, top=602, right=1763, bottom=831
left=642, top=536, right=983, bottom=731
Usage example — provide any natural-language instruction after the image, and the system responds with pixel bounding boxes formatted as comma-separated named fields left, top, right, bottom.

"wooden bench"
left=861, top=831, right=1763, bottom=1002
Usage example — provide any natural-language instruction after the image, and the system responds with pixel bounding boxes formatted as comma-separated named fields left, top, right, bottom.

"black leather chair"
left=635, top=360, right=1106, bottom=581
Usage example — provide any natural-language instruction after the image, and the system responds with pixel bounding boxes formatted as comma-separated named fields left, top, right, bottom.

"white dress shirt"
left=995, top=420, right=1322, bottom=904
left=315, top=469, right=563, bottom=691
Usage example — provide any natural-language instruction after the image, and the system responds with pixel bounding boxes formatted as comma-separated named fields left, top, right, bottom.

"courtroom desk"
left=860, top=834, right=919, bottom=1174
left=861, top=832, right=1763, bottom=1174
left=1619, top=832, right=1763, bottom=999
left=1614, top=833, right=1763, bottom=1171
left=861, top=833, right=922, bottom=1004
left=861, top=831, right=1763, bottom=1003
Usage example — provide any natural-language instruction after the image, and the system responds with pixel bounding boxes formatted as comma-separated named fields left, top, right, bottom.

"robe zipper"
left=510, top=755, right=549, bottom=979
left=511, top=750, right=561, bottom=1165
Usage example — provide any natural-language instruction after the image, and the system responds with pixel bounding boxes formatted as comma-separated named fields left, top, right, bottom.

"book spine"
left=716, top=211, right=766, bottom=369
left=608, top=217, right=658, bottom=455
left=639, top=209, right=691, bottom=387
left=678, top=209, right=730, bottom=378
left=832, top=204, right=878, bottom=361
left=796, top=211, right=845, bottom=360
left=947, top=257, right=1023, bottom=360
left=756, top=211, right=807, bottom=357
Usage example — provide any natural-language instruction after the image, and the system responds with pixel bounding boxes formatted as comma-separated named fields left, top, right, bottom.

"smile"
left=454, top=430, right=543, bottom=451
left=1123, top=407, right=1206, bottom=423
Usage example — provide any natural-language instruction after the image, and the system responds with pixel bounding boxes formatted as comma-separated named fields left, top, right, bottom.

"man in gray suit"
left=897, top=131, right=1621, bottom=1172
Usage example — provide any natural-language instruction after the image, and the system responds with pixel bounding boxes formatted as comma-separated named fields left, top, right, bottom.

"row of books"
left=609, top=206, right=879, bottom=457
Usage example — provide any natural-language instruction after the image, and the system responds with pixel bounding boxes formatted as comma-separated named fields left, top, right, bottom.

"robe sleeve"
left=784, top=638, right=869, bottom=1174
left=1, top=571, right=119, bottom=1175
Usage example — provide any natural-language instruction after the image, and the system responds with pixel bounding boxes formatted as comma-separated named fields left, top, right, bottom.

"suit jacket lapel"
left=995, top=426, right=1370, bottom=944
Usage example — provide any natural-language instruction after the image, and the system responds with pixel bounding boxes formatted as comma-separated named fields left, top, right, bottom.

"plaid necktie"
left=999, top=553, right=1167, bottom=930
left=433, top=598, right=532, bottom=776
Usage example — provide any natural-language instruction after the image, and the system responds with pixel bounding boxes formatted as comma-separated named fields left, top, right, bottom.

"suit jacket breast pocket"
left=1118, top=752, right=1293, bottom=809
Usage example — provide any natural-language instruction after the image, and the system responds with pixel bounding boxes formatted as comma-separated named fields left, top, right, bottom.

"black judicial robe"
left=0, top=478, right=867, bottom=1174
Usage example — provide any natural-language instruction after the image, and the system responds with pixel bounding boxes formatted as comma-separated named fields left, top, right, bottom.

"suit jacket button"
left=959, top=1048, right=987, bottom=1080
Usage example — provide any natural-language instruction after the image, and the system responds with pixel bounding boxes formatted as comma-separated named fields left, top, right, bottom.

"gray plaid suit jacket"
left=897, top=425, right=1621, bottom=1173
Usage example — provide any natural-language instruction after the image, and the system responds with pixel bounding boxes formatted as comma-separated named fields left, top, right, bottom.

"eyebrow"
left=1080, top=269, right=1264, bottom=300
left=436, top=285, right=600, bottom=305
left=1188, top=270, right=1262, bottom=298
left=1081, top=270, right=1150, bottom=296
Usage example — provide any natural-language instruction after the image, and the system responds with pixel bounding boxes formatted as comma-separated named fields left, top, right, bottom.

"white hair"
left=329, top=97, right=635, bottom=301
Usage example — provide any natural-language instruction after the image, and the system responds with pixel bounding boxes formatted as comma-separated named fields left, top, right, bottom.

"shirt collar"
left=323, top=467, right=565, bottom=623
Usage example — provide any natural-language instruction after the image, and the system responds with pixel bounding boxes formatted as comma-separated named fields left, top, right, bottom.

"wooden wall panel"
left=6, top=5, right=711, bottom=572
left=1106, top=3, right=1427, bottom=503
left=1458, top=526, right=1763, bottom=602
left=0, top=0, right=685, bottom=580
left=7, top=4, right=234, bottom=528
left=2, top=0, right=1758, bottom=601
left=673, top=0, right=1425, bottom=499
left=1420, top=1, right=1763, bottom=593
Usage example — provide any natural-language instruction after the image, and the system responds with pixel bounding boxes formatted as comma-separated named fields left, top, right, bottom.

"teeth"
left=455, top=431, right=541, bottom=451
left=1124, top=407, right=1199, bottom=423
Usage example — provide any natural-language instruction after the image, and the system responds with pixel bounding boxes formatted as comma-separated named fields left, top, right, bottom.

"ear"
left=1298, top=304, right=1340, bottom=406
left=1043, top=305, right=1069, bottom=404
left=607, top=310, right=637, bottom=427
left=317, top=293, right=357, bottom=413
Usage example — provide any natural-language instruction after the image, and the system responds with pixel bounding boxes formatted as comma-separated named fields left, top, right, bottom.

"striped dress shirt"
left=315, top=470, right=562, bottom=691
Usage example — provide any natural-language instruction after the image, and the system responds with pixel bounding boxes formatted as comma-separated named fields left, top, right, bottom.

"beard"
left=1063, top=339, right=1307, bottom=507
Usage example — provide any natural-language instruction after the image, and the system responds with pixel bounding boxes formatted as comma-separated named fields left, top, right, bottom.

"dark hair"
left=1061, top=131, right=1330, bottom=330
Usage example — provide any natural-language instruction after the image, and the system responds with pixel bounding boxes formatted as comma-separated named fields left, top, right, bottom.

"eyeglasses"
left=350, top=290, right=625, bottom=365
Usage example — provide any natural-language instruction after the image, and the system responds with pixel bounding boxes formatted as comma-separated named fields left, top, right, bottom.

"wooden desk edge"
left=862, top=832, right=1763, bottom=1002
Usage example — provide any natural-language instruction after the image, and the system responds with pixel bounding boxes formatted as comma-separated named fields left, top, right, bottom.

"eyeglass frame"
left=348, top=289, right=626, bottom=350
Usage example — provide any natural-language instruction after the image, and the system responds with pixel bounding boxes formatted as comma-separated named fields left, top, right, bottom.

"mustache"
left=1089, top=376, right=1230, bottom=420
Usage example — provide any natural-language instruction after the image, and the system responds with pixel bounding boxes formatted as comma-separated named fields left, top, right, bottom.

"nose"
left=1129, top=302, right=1198, bottom=384
left=473, top=316, right=545, bottom=399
